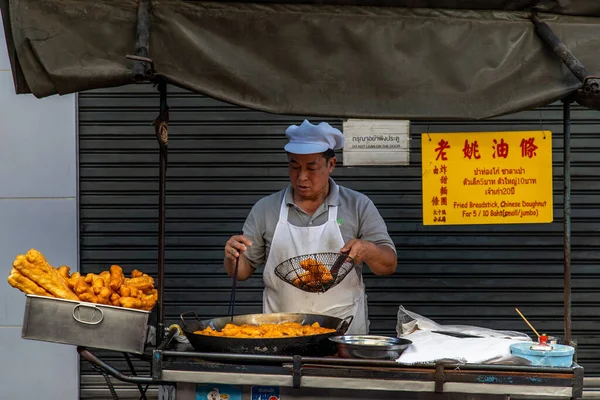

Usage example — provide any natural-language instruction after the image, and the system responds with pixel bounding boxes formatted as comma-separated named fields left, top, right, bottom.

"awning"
left=2, top=0, right=600, bottom=119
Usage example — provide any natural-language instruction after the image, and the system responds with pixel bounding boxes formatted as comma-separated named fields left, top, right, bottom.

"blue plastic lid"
left=510, top=342, right=574, bottom=357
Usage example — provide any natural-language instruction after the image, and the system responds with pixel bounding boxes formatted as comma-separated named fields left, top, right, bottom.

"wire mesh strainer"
left=274, top=252, right=354, bottom=293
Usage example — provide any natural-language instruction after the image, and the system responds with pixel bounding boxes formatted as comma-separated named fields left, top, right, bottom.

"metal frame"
left=127, top=6, right=596, bottom=350
left=76, top=326, right=586, bottom=398
left=563, top=99, right=573, bottom=345
left=75, top=3, right=600, bottom=398
left=77, top=338, right=585, bottom=399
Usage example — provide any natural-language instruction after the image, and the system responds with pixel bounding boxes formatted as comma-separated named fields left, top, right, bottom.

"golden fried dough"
left=25, top=249, right=54, bottom=274
left=110, top=293, right=121, bottom=306
left=139, top=292, right=157, bottom=311
left=293, top=258, right=333, bottom=288
left=194, top=321, right=335, bottom=338
left=7, top=271, right=53, bottom=297
left=119, top=284, right=131, bottom=297
left=119, top=297, right=142, bottom=309
left=26, top=249, right=71, bottom=288
left=92, top=277, right=106, bottom=295
left=96, top=287, right=111, bottom=305
left=99, top=271, right=111, bottom=287
left=131, top=269, right=143, bottom=278
left=98, top=287, right=112, bottom=299
left=78, top=292, right=99, bottom=303
left=13, top=255, right=79, bottom=301
left=57, top=266, right=70, bottom=278
left=73, top=277, right=90, bottom=296
left=8, top=250, right=157, bottom=311
left=84, top=273, right=99, bottom=284
left=124, top=276, right=154, bottom=291
left=67, top=272, right=81, bottom=290
left=109, top=265, right=125, bottom=291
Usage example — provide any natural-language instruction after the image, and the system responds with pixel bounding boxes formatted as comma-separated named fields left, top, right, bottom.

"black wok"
left=180, top=312, right=353, bottom=356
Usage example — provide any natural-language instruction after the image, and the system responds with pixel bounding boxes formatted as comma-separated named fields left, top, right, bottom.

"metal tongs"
left=228, top=231, right=244, bottom=321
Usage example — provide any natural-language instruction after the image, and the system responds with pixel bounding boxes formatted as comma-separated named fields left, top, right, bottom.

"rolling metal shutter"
left=78, top=84, right=600, bottom=397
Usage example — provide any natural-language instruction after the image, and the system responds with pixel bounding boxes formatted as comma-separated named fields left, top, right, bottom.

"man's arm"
left=223, top=204, right=265, bottom=280
left=341, top=240, right=397, bottom=275
left=342, top=197, right=397, bottom=275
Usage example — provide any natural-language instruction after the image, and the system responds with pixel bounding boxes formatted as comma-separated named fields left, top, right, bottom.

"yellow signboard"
left=421, top=131, right=553, bottom=225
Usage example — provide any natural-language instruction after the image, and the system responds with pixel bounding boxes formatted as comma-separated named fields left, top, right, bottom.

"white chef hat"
left=284, top=120, right=344, bottom=154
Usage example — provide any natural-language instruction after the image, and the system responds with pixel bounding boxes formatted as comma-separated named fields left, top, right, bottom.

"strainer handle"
left=330, top=251, right=351, bottom=274
left=337, top=315, right=354, bottom=334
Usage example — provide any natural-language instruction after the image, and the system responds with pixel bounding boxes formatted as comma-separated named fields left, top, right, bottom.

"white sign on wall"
left=342, top=119, right=410, bottom=166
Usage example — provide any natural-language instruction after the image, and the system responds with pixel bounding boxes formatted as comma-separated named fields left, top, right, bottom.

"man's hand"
left=341, top=239, right=376, bottom=265
left=341, top=239, right=397, bottom=276
left=224, top=235, right=255, bottom=280
left=225, top=235, right=252, bottom=261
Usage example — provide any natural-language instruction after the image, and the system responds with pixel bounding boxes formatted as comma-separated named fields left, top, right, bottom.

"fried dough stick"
left=109, top=265, right=125, bottom=291
left=7, top=268, right=53, bottom=297
left=125, top=275, right=154, bottom=291
left=25, top=249, right=70, bottom=288
left=13, top=255, right=79, bottom=301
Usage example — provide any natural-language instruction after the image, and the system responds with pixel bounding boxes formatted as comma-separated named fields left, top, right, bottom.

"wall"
left=0, top=12, right=79, bottom=400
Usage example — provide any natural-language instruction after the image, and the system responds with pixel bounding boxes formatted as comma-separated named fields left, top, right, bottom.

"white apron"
left=262, top=188, right=369, bottom=334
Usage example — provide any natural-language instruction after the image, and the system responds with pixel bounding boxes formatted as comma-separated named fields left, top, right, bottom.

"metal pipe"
left=585, top=378, right=600, bottom=387
left=78, top=347, right=166, bottom=385
left=563, top=99, right=572, bottom=346
left=158, top=350, right=576, bottom=373
left=123, top=352, right=149, bottom=400
left=531, top=14, right=589, bottom=82
left=155, top=80, right=169, bottom=344
left=133, top=0, right=152, bottom=81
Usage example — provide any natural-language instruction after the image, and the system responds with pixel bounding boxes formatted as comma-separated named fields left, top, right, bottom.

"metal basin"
left=329, top=335, right=412, bottom=360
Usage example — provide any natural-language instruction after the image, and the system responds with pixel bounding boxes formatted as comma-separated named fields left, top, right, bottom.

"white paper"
left=342, top=119, right=410, bottom=166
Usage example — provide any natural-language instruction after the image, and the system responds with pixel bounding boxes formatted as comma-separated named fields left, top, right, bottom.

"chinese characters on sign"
left=422, top=131, right=553, bottom=225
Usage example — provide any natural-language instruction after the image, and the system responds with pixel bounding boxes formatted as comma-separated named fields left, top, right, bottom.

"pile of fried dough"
left=292, top=258, right=334, bottom=288
left=7, top=248, right=157, bottom=311
left=195, top=321, right=336, bottom=338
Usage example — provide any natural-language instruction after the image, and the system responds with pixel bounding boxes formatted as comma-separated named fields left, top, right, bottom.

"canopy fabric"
left=2, top=0, right=600, bottom=119
left=203, top=1, right=600, bottom=17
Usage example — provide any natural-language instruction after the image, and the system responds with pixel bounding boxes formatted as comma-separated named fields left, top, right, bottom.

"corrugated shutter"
left=78, top=84, right=600, bottom=397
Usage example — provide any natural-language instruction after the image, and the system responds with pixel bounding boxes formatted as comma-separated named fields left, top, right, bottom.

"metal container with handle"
left=21, top=294, right=150, bottom=354
left=180, top=312, right=353, bottom=356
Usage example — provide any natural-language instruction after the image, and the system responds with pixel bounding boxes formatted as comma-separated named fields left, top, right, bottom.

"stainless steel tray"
left=21, top=294, right=150, bottom=354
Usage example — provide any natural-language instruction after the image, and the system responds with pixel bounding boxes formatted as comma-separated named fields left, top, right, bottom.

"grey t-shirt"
left=243, top=178, right=396, bottom=270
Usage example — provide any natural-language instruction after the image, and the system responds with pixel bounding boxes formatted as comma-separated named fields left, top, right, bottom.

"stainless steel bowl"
left=329, top=335, right=412, bottom=360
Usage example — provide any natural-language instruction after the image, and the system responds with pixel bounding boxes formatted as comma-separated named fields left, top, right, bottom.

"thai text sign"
left=342, top=119, right=410, bottom=166
left=421, top=131, right=553, bottom=225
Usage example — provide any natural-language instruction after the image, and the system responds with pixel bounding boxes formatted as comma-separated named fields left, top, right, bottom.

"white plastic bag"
left=396, top=305, right=531, bottom=340
left=396, top=330, right=529, bottom=365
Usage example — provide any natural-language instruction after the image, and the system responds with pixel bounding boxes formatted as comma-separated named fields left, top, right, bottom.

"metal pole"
left=531, top=14, right=589, bottom=83
left=563, top=99, right=572, bottom=346
left=132, top=0, right=153, bottom=82
left=155, top=80, right=169, bottom=344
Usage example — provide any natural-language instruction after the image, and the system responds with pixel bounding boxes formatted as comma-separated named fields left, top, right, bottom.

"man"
left=224, top=120, right=396, bottom=334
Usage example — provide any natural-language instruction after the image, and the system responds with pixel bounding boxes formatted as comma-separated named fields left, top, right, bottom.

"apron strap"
left=278, top=188, right=290, bottom=222
left=328, top=204, right=338, bottom=222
